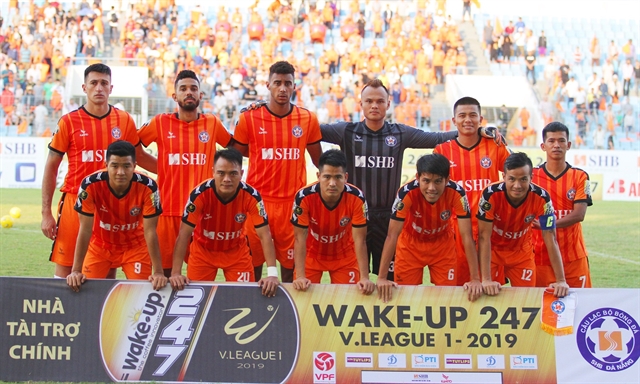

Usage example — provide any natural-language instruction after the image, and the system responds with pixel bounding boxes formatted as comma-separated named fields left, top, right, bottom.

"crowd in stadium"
left=0, top=0, right=637, bottom=146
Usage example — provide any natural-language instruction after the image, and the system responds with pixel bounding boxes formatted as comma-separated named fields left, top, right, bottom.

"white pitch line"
left=589, top=250, right=640, bottom=266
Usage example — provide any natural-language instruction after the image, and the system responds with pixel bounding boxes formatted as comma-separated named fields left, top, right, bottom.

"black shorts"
left=367, top=209, right=394, bottom=280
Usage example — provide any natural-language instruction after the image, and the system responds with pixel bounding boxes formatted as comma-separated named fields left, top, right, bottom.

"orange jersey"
left=138, top=113, right=232, bottom=216
left=392, top=179, right=470, bottom=241
left=477, top=182, right=555, bottom=252
left=291, top=183, right=367, bottom=260
left=532, top=163, right=592, bottom=265
left=182, top=180, right=268, bottom=252
left=75, top=171, right=162, bottom=250
left=233, top=105, right=322, bottom=201
left=49, top=106, right=140, bottom=193
left=434, top=137, right=510, bottom=229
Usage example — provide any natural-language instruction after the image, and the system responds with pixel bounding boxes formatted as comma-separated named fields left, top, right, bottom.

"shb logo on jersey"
left=339, top=216, right=350, bottom=227
left=567, top=188, right=576, bottom=200
left=480, top=156, right=492, bottom=168
left=235, top=213, right=247, bottom=223
left=262, top=148, right=300, bottom=160
left=576, top=307, right=640, bottom=373
left=292, top=125, right=303, bottom=138
left=385, top=136, right=398, bottom=147
left=111, top=127, right=121, bottom=139
left=198, top=131, right=210, bottom=143
left=81, top=150, right=106, bottom=162
left=354, top=155, right=395, bottom=168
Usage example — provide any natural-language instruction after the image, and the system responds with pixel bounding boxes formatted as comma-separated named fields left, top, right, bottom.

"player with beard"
left=138, top=70, right=232, bottom=276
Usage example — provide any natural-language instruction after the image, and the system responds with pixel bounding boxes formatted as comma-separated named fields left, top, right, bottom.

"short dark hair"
left=361, top=78, right=389, bottom=96
left=269, top=61, right=295, bottom=79
left=416, top=153, right=450, bottom=179
left=504, top=152, right=533, bottom=174
left=541, top=121, right=570, bottom=140
left=214, top=148, right=243, bottom=168
left=106, top=141, right=136, bottom=162
left=453, top=96, right=481, bottom=115
left=174, top=69, right=200, bottom=89
left=319, top=149, right=347, bottom=171
left=84, top=63, right=111, bottom=81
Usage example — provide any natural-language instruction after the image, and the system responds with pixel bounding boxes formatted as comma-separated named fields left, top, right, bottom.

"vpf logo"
left=486, top=356, right=496, bottom=366
left=315, top=352, right=335, bottom=371
left=480, top=156, right=492, bottom=168
left=388, top=354, right=398, bottom=365
left=577, top=307, right=640, bottom=372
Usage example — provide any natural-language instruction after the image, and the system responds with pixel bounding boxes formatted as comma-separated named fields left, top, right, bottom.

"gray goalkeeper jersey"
left=321, top=121, right=457, bottom=210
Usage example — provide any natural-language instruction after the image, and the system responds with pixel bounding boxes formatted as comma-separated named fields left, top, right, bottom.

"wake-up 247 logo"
left=577, top=307, right=640, bottom=372
left=100, top=283, right=300, bottom=383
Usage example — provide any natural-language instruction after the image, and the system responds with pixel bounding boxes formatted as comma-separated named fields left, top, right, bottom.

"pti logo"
left=412, top=354, right=439, bottom=369
left=577, top=307, right=640, bottom=372
left=313, top=352, right=336, bottom=383
left=510, top=355, right=537, bottom=370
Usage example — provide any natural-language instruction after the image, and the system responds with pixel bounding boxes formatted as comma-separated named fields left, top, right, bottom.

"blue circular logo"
left=385, top=136, right=397, bottom=147
left=111, top=127, right=122, bottom=139
left=199, top=131, right=210, bottom=143
left=551, top=300, right=565, bottom=314
left=576, top=307, right=640, bottom=372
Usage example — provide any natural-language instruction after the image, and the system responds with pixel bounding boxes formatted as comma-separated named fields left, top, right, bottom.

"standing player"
left=291, top=150, right=374, bottom=295
left=66, top=141, right=166, bottom=292
left=232, top=61, right=323, bottom=282
left=477, top=153, right=569, bottom=297
left=138, top=70, right=232, bottom=276
left=169, top=149, right=279, bottom=297
left=376, top=154, right=482, bottom=302
left=321, top=80, right=499, bottom=281
left=532, top=122, right=593, bottom=288
left=433, top=97, right=511, bottom=286
left=42, top=63, right=157, bottom=278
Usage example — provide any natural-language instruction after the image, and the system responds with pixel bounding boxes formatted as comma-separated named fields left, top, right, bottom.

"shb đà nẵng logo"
left=577, top=307, right=640, bottom=372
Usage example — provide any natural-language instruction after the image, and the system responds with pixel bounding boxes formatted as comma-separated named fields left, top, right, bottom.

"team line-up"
left=45, top=61, right=591, bottom=302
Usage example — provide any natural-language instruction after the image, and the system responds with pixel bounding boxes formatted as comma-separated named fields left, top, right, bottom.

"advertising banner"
left=400, top=148, right=639, bottom=202
left=0, top=137, right=49, bottom=188
left=1, top=278, right=639, bottom=383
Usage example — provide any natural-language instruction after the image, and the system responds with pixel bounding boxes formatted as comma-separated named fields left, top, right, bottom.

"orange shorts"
left=395, top=234, right=457, bottom=286
left=299, top=254, right=360, bottom=284
left=246, top=200, right=294, bottom=269
left=186, top=240, right=255, bottom=282
left=536, top=257, right=592, bottom=288
left=50, top=192, right=80, bottom=267
left=82, top=241, right=151, bottom=279
left=157, top=215, right=189, bottom=269
left=491, top=248, right=536, bottom=287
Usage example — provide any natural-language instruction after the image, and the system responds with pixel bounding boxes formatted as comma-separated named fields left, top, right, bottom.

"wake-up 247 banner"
left=0, top=277, right=638, bottom=383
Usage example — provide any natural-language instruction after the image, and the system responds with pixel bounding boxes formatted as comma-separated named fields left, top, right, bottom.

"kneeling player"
left=169, top=148, right=279, bottom=297
left=66, top=141, right=167, bottom=292
left=376, top=154, right=482, bottom=302
left=477, top=153, right=569, bottom=297
left=291, top=150, right=374, bottom=295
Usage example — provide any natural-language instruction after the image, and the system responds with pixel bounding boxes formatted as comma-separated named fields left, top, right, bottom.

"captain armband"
left=539, top=214, right=556, bottom=230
